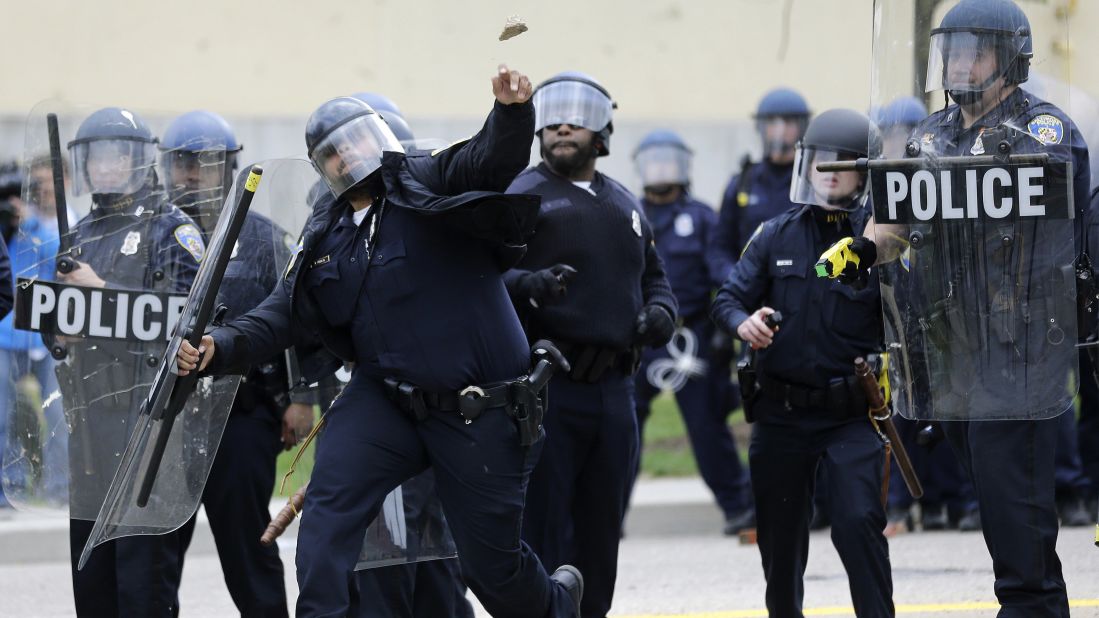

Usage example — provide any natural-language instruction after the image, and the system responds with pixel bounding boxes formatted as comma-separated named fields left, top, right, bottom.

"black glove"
left=513, top=264, right=577, bottom=307
left=635, top=304, right=675, bottom=348
left=815, top=236, right=877, bottom=290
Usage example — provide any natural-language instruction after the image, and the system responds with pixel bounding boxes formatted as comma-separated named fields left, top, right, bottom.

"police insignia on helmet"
left=1028, top=114, right=1064, bottom=146
left=174, top=224, right=206, bottom=262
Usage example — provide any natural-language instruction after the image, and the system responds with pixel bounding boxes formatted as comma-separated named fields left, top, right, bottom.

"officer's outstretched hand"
left=815, top=236, right=877, bottom=290
left=635, top=304, right=675, bottom=348
left=737, top=307, right=777, bottom=349
left=515, top=264, right=577, bottom=307
left=177, top=335, right=214, bottom=376
left=492, top=64, right=533, bottom=105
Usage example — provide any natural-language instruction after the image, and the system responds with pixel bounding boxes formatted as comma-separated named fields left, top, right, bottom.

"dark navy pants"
left=634, top=320, right=751, bottom=518
left=523, top=371, right=638, bottom=618
left=70, top=518, right=186, bottom=617
left=179, top=411, right=289, bottom=617
left=886, top=417, right=973, bottom=516
left=296, top=371, right=575, bottom=618
left=1078, top=352, right=1099, bottom=493
left=354, top=469, right=474, bottom=618
left=355, top=559, right=473, bottom=618
left=942, top=418, right=1069, bottom=617
left=749, top=396, right=894, bottom=618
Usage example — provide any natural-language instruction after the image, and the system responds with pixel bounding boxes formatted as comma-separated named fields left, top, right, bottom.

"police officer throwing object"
left=177, top=65, right=585, bottom=617
left=160, top=110, right=301, bottom=617
left=63, top=107, right=204, bottom=616
left=504, top=71, right=677, bottom=618
left=712, top=109, right=894, bottom=617
left=629, top=129, right=753, bottom=536
left=819, top=1, right=1090, bottom=614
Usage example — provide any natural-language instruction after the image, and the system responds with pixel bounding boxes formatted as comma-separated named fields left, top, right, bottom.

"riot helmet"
left=632, top=130, right=692, bottom=190
left=754, top=88, right=811, bottom=161
left=533, top=71, right=616, bottom=156
left=877, top=96, right=928, bottom=158
left=159, top=110, right=242, bottom=215
left=351, top=92, right=416, bottom=144
left=790, top=108, right=881, bottom=210
left=925, top=0, right=1032, bottom=105
left=305, top=97, right=404, bottom=199
left=68, top=107, right=158, bottom=198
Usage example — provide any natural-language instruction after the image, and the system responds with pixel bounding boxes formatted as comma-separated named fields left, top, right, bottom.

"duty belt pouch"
left=736, top=354, right=759, bottom=423
left=826, top=377, right=851, bottom=419
left=384, top=378, right=429, bottom=422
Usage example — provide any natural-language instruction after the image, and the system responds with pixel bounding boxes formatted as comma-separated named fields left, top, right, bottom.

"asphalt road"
left=0, top=479, right=1096, bottom=617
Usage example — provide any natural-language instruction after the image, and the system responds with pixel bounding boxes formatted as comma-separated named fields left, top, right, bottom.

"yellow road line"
left=613, top=599, right=1099, bottom=618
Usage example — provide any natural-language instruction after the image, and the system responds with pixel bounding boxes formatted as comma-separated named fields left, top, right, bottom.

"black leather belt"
left=556, top=342, right=640, bottom=383
left=383, top=378, right=513, bottom=422
left=757, top=373, right=867, bottom=419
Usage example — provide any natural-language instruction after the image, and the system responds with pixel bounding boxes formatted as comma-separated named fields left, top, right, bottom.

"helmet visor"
left=309, top=113, right=403, bottom=198
left=159, top=149, right=230, bottom=212
left=70, top=138, right=156, bottom=196
left=534, top=81, right=614, bottom=133
left=634, top=144, right=691, bottom=188
left=790, top=146, right=867, bottom=210
left=756, top=116, right=809, bottom=159
left=925, top=29, right=1028, bottom=93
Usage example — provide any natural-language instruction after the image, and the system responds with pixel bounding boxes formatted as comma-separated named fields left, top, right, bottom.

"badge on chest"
left=631, top=210, right=642, bottom=237
left=120, top=231, right=141, bottom=256
left=674, top=213, right=694, bottom=237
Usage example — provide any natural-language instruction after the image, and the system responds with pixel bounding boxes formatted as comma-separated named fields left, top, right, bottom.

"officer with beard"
left=628, top=130, right=753, bottom=536
left=159, top=110, right=311, bottom=617
left=63, top=106, right=204, bottom=617
left=177, top=65, right=585, bottom=617
left=712, top=109, right=894, bottom=617
left=504, top=71, right=677, bottom=618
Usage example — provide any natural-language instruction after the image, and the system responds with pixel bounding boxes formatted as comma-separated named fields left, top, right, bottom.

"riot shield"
left=77, top=159, right=315, bottom=565
left=867, top=0, right=1080, bottom=421
left=1, top=100, right=239, bottom=518
left=356, top=470, right=458, bottom=570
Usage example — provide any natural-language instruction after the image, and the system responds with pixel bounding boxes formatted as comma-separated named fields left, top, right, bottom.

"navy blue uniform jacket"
left=206, top=101, right=540, bottom=390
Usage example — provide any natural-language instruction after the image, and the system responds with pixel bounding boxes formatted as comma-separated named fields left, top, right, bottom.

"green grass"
left=640, top=392, right=749, bottom=478
left=272, top=392, right=749, bottom=499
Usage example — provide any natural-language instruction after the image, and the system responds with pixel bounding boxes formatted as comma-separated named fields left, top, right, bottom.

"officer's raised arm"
left=412, top=64, right=534, bottom=195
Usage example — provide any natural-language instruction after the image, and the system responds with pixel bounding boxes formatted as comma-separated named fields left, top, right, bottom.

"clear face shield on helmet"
left=756, top=115, right=808, bottom=160
left=789, top=146, right=866, bottom=210
left=309, top=113, right=404, bottom=199
left=70, top=138, right=157, bottom=196
left=159, top=149, right=231, bottom=214
left=533, top=80, right=614, bottom=133
left=925, top=30, right=1028, bottom=94
left=634, top=144, right=691, bottom=189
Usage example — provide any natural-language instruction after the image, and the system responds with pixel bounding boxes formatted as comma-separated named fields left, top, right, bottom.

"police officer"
left=63, top=107, right=204, bottom=617
left=504, top=71, right=677, bottom=618
left=827, top=1, right=1090, bottom=613
left=713, top=108, right=894, bottom=617
left=341, top=93, right=475, bottom=618
left=160, top=110, right=307, bottom=617
left=177, top=65, right=584, bottom=617
left=712, top=87, right=810, bottom=278
left=629, top=129, right=753, bottom=535
left=874, top=96, right=978, bottom=534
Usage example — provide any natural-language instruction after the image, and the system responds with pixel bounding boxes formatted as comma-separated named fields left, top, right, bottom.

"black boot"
left=551, top=565, right=584, bottom=614
left=723, top=508, right=756, bottom=536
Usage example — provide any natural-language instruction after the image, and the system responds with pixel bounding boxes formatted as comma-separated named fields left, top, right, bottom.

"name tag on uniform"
left=776, top=259, right=793, bottom=267
left=311, top=255, right=331, bottom=268
left=870, top=161, right=1073, bottom=224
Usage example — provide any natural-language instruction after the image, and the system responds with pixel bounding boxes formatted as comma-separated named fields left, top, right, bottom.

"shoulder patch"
left=1028, top=114, right=1064, bottom=146
left=174, top=224, right=206, bottom=263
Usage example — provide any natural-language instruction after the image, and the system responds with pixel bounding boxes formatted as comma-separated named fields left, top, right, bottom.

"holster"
left=506, top=380, right=544, bottom=448
left=736, top=353, right=758, bottom=423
